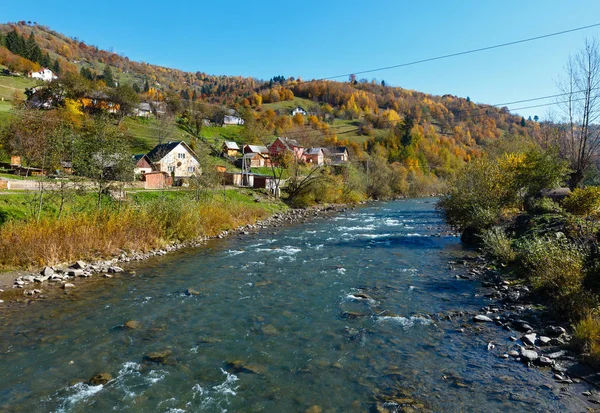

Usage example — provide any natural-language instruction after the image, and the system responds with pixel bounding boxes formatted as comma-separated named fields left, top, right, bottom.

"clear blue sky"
left=3, top=0, right=600, bottom=118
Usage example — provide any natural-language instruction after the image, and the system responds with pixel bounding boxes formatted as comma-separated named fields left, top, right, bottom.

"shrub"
left=563, top=187, right=600, bottom=216
left=573, top=313, right=600, bottom=367
left=480, top=226, right=516, bottom=263
left=517, top=235, right=591, bottom=317
left=527, top=197, right=563, bottom=215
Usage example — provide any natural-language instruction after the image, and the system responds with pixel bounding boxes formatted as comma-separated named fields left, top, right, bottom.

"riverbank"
left=0, top=202, right=348, bottom=299
left=433, top=252, right=600, bottom=407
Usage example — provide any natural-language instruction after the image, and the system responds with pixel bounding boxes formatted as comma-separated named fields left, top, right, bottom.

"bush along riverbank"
left=438, top=147, right=600, bottom=384
left=0, top=191, right=349, bottom=302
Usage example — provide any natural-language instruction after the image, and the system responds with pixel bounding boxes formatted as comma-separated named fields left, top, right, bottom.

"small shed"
left=222, top=141, right=240, bottom=157
left=144, top=171, right=172, bottom=189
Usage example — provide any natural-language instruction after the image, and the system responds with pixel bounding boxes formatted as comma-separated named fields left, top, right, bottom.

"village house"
left=134, top=102, right=153, bottom=118
left=269, top=137, right=304, bottom=161
left=145, top=141, right=201, bottom=178
left=222, top=141, right=241, bottom=158
left=243, top=152, right=268, bottom=168
left=28, top=68, right=57, bottom=82
left=224, top=109, right=244, bottom=125
left=291, top=106, right=307, bottom=116
left=303, top=148, right=326, bottom=166
left=324, top=146, right=350, bottom=164
left=132, top=154, right=153, bottom=175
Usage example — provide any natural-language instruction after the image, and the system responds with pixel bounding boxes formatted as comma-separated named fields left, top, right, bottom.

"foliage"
left=0, top=191, right=283, bottom=270
left=480, top=226, right=516, bottom=263
left=563, top=187, right=600, bottom=216
left=572, top=313, right=600, bottom=367
left=438, top=149, right=569, bottom=235
left=516, top=235, right=591, bottom=317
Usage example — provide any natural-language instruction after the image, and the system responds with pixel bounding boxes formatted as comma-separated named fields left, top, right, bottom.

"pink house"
left=269, top=137, right=304, bottom=161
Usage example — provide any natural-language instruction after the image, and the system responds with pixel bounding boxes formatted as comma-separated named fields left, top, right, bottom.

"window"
left=167, top=166, right=175, bottom=172
left=178, top=153, right=186, bottom=159
left=188, top=166, right=195, bottom=173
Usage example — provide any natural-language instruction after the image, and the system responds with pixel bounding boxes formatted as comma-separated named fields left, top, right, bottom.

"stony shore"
left=439, top=254, right=600, bottom=408
left=0, top=204, right=348, bottom=300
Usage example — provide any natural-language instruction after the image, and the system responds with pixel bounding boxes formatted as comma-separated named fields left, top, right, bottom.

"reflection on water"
left=0, top=199, right=588, bottom=412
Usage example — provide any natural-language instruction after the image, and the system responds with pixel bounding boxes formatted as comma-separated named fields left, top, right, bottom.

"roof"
left=138, top=103, right=152, bottom=111
left=223, top=141, right=240, bottom=150
left=275, top=137, right=302, bottom=150
left=304, top=147, right=324, bottom=155
left=146, top=141, right=198, bottom=163
left=292, top=106, right=306, bottom=112
left=245, top=144, right=269, bottom=154
left=326, top=146, right=348, bottom=155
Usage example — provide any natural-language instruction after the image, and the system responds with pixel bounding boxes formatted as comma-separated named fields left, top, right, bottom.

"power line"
left=321, top=22, right=600, bottom=80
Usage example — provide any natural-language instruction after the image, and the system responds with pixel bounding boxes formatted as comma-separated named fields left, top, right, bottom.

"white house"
left=291, top=106, right=307, bottom=116
left=224, top=109, right=244, bottom=125
left=145, top=141, right=201, bottom=178
left=28, top=68, right=58, bottom=82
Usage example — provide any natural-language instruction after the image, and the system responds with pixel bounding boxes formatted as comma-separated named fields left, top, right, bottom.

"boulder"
left=89, top=372, right=112, bottom=385
left=508, top=350, right=520, bottom=358
left=108, top=266, right=124, bottom=273
left=67, top=269, right=84, bottom=277
left=144, top=350, right=172, bottom=364
left=40, top=267, right=54, bottom=277
left=539, top=336, right=552, bottom=346
left=537, top=356, right=554, bottom=367
left=545, top=326, right=567, bottom=337
left=70, top=261, right=86, bottom=270
left=521, top=333, right=537, bottom=346
left=185, top=288, right=201, bottom=296
left=124, top=320, right=141, bottom=330
left=62, top=283, right=75, bottom=289
left=520, top=348, right=539, bottom=363
left=473, top=315, right=493, bottom=323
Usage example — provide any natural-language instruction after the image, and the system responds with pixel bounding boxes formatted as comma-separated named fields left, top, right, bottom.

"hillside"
left=0, top=21, right=548, bottom=196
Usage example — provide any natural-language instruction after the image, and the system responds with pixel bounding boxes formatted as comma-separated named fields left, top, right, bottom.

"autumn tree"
left=109, top=83, right=140, bottom=123
left=557, top=38, right=600, bottom=188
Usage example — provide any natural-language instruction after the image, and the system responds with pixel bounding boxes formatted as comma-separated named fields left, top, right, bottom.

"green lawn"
left=332, top=118, right=388, bottom=144
left=0, top=74, right=39, bottom=101
left=262, top=97, right=316, bottom=114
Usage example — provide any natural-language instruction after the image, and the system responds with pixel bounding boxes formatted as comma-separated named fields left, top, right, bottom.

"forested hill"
left=0, top=21, right=548, bottom=195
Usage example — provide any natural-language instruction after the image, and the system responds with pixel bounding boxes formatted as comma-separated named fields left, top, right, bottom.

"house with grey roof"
left=146, top=141, right=201, bottom=178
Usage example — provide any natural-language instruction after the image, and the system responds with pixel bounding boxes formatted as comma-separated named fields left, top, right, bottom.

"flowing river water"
left=0, top=199, right=592, bottom=412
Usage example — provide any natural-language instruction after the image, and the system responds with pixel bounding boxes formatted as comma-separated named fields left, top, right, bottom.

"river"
left=0, top=199, right=591, bottom=412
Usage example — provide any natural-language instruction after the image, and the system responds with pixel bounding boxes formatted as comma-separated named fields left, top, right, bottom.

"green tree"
left=102, top=64, right=115, bottom=87
left=109, top=84, right=140, bottom=123
left=74, top=116, right=132, bottom=209
left=520, top=117, right=526, bottom=127
left=52, top=59, right=61, bottom=75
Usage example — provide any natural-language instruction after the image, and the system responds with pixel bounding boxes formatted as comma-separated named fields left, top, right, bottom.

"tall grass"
left=0, top=197, right=272, bottom=270
left=517, top=235, right=593, bottom=318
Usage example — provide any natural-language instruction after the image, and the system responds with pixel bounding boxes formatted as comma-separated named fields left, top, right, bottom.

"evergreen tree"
left=5, top=29, right=24, bottom=56
left=143, top=78, right=150, bottom=93
left=0, top=33, right=5, bottom=47
left=25, top=32, right=43, bottom=64
left=41, top=52, right=51, bottom=68
left=180, top=89, right=190, bottom=100
left=52, top=59, right=61, bottom=75
left=191, top=89, right=197, bottom=101
left=520, top=117, right=526, bottom=127
left=102, top=64, right=115, bottom=87
left=132, top=83, right=141, bottom=93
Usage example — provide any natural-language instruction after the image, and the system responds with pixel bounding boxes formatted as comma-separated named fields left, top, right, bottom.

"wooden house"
left=222, top=141, right=241, bottom=157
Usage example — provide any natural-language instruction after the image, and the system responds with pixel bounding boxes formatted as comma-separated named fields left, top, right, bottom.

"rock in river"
left=144, top=350, right=172, bottom=364
left=473, top=315, right=493, bottom=323
left=124, top=320, right=141, bottom=330
left=89, top=372, right=112, bottom=385
left=520, top=348, right=539, bottom=363
left=521, top=333, right=537, bottom=346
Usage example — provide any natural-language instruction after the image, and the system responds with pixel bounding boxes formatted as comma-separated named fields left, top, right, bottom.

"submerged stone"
left=89, top=372, right=112, bottom=385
